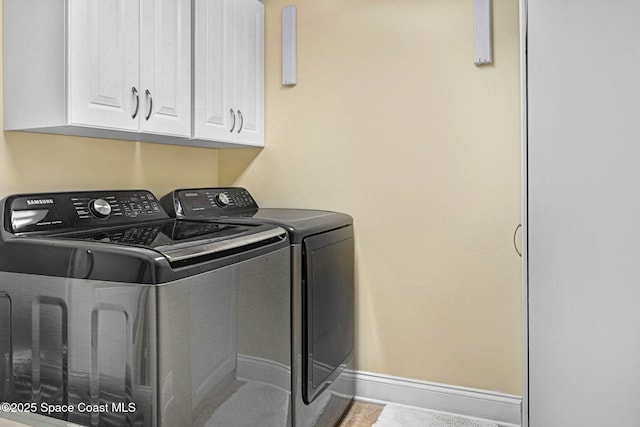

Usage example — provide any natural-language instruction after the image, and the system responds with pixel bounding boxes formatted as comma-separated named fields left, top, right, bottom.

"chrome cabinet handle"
left=237, top=110, right=243, bottom=133
left=131, top=87, right=140, bottom=119
left=145, top=89, right=153, bottom=121
left=230, top=108, right=236, bottom=132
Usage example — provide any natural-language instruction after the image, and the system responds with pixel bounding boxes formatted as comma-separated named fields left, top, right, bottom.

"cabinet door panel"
left=140, top=0, right=191, bottom=137
left=528, top=0, right=640, bottom=425
left=69, top=0, right=139, bottom=131
left=193, top=0, right=235, bottom=143
left=235, top=0, right=264, bottom=146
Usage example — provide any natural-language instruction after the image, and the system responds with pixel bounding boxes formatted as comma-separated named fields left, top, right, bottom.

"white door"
left=527, top=0, right=640, bottom=425
left=234, top=0, right=264, bottom=146
left=140, top=0, right=192, bottom=137
left=68, top=0, right=140, bottom=131
left=193, top=0, right=236, bottom=143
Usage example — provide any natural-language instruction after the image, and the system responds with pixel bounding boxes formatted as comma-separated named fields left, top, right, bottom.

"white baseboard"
left=232, top=358, right=521, bottom=426
left=350, top=370, right=522, bottom=427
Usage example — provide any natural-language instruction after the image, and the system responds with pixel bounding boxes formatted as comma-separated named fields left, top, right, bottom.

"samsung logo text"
left=26, top=199, right=54, bottom=205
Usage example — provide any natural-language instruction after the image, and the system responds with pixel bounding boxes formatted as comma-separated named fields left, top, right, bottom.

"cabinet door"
left=528, top=0, right=640, bottom=425
left=68, top=0, right=140, bottom=131
left=235, top=0, right=264, bottom=146
left=140, top=0, right=192, bottom=137
left=193, top=0, right=236, bottom=143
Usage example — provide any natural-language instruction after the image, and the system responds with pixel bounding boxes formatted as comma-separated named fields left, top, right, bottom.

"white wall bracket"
left=474, top=0, right=493, bottom=65
left=282, top=6, right=297, bottom=86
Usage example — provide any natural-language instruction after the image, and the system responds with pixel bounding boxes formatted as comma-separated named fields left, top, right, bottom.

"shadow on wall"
left=1, top=131, right=219, bottom=196
left=2, top=131, right=139, bottom=192
left=218, top=147, right=263, bottom=186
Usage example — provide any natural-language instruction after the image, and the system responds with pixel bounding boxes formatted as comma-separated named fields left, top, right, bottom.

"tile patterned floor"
left=337, top=401, right=385, bottom=427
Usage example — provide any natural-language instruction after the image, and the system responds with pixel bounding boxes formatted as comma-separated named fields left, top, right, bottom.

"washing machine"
left=160, top=188, right=355, bottom=427
left=0, top=190, right=292, bottom=426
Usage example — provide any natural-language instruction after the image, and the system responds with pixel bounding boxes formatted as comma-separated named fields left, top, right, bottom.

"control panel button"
left=89, top=199, right=112, bottom=219
left=214, top=193, right=230, bottom=207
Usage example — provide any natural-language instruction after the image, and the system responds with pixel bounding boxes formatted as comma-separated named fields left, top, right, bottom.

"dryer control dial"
left=89, top=199, right=112, bottom=219
left=214, top=193, right=230, bottom=207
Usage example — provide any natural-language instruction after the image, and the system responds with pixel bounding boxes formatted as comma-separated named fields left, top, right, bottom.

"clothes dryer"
left=161, top=188, right=355, bottom=427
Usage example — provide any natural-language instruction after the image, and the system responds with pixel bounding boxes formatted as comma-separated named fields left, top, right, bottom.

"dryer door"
left=301, top=226, right=354, bottom=404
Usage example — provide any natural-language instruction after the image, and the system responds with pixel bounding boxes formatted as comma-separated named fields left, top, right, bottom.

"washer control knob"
left=89, top=199, right=112, bottom=219
left=214, top=193, right=230, bottom=207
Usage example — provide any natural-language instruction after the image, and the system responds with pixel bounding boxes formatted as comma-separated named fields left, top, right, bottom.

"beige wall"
left=0, top=132, right=218, bottom=198
left=220, top=0, right=522, bottom=394
left=1, top=0, right=522, bottom=397
left=0, top=1, right=219, bottom=198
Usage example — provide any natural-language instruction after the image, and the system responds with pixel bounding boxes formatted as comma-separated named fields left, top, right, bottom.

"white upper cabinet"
left=4, top=0, right=192, bottom=141
left=69, top=0, right=191, bottom=138
left=193, top=0, right=265, bottom=147
left=68, top=0, right=141, bottom=132
left=234, top=0, right=265, bottom=146
left=138, top=0, right=192, bottom=136
left=193, top=0, right=235, bottom=143
left=4, top=0, right=263, bottom=148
